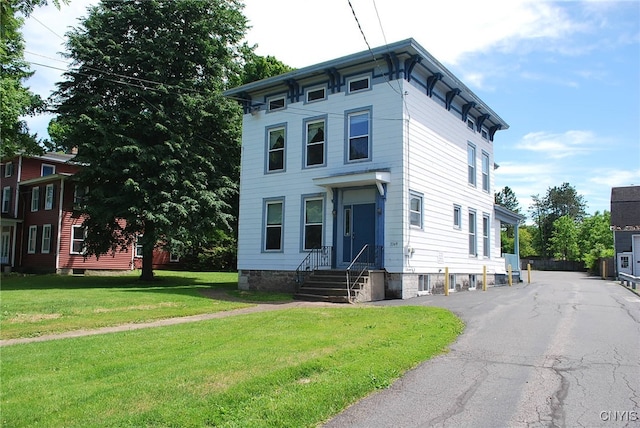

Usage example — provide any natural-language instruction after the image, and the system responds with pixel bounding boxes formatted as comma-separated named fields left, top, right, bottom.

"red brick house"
left=1, top=153, right=177, bottom=274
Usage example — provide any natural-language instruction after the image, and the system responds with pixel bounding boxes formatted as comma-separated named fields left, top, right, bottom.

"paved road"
left=325, top=271, right=640, bottom=427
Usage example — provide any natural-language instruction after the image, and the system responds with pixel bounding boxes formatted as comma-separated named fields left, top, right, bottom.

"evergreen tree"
left=51, top=0, right=248, bottom=280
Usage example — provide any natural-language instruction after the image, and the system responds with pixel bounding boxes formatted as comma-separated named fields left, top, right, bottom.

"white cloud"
left=588, top=168, right=640, bottom=188
left=515, top=130, right=600, bottom=159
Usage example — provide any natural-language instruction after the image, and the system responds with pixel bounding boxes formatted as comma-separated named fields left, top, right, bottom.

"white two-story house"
left=224, top=38, right=521, bottom=300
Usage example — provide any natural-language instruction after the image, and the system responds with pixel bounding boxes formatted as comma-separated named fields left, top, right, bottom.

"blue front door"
left=342, top=203, right=376, bottom=263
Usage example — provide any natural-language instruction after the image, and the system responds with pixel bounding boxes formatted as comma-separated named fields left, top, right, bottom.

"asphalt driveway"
left=325, top=271, right=640, bottom=427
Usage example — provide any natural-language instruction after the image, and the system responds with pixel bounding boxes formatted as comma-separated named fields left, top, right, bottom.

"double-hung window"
left=303, top=197, right=323, bottom=250
left=31, top=187, right=40, bottom=212
left=482, top=152, right=490, bottom=192
left=409, top=192, right=423, bottom=228
left=267, top=126, right=286, bottom=172
left=45, top=184, right=54, bottom=210
left=347, top=109, right=371, bottom=162
left=71, top=226, right=86, bottom=254
left=469, top=210, right=477, bottom=256
left=264, top=199, right=284, bottom=251
left=305, top=118, right=326, bottom=167
left=483, top=214, right=490, bottom=257
left=4, top=162, right=13, bottom=177
left=1, top=187, right=10, bottom=213
left=42, top=224, right=52, bottom=254
left=467, top=143, right=476, bottom=186
left=28, top=226, right=38, bottom=254
left=453, top=205, right=462, bottom=229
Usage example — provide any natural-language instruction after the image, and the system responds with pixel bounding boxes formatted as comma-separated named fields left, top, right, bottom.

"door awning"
left=313, top=170, right=391, bottom=196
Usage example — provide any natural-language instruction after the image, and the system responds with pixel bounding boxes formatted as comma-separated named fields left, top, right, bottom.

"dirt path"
left=1, top=291, right=341, bottom=347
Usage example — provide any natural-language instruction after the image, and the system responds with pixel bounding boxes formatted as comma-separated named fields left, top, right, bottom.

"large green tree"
left=0, top=0, right=61, bottom=157
left=578, top=211, right=614, bottom=272
left=51, top=0, right=248, bottom=280
left=529, top=182, right=587, bottom=258
left=549, top=215, right=580, bottom=261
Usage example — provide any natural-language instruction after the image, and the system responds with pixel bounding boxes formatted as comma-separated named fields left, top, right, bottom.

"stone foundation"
left=238, top=269, right=297, bottom=293
left=385, top=272, right=499, bottom=299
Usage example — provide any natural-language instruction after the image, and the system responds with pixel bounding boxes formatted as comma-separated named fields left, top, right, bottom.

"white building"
left=224, top=39, right=521, bottom=300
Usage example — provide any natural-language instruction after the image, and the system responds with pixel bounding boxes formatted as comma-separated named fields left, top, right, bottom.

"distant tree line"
left=495, top=183, right=613, bottom=272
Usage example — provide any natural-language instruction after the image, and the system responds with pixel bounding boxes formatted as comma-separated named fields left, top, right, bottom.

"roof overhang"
left=18, top=173, right=73, bottom=186
left=494, top=204, right=525, bottom=225
left=313, top=170, right=391, bottom=196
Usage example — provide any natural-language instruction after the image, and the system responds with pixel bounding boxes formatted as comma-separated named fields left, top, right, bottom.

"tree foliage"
left=549, top=215, right=579, bottom=261
left=529, top=182, right=586, bottom=257
left=495, top=186, right=521, bottom=213
left=578, top=211, right=614, bottom=272
left=239, top=49, right=293, bottom=85
left=0, top=0, right=60, bottom=157
left=51, top=0, right=249, bottom=280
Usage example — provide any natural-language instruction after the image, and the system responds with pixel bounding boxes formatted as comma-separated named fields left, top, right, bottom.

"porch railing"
left=295, top=246, right=333, bottom=286
left=346, top=245, right=383, bottom=302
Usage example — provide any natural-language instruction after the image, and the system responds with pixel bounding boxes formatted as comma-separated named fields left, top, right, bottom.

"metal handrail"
left=295, top=246, right=332, bottom=286
left=346, top=244, right=370, bottom=303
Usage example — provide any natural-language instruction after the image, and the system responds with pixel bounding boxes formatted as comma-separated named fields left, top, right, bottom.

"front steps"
left=294, top=269, right=367, bottom=303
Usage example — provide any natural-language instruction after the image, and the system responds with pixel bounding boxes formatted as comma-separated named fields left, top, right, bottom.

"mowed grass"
left=0, top=271, right=292, bottom=339
left=1, top=305, right=463, bottom=428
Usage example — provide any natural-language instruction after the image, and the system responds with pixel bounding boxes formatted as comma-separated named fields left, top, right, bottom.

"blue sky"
left=22, top=0, right=639, bottom=218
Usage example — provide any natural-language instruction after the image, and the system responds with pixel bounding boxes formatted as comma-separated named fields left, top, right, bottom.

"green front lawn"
left=0, top=271, right=279, bottom=339
left=1, top=306, right=463, bottom=427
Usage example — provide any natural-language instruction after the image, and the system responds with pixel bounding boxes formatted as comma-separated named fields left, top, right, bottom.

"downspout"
left=55, top=178, right=64, bottom=272
left=514, top=219, right=521, bottom=273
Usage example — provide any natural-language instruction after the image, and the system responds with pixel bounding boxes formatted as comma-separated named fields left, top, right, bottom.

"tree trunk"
left=140, top=223, right=155, bottom=281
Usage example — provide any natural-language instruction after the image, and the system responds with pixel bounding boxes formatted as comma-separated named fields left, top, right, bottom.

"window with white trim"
left=418, top=275, right=432, bottom=294
left=347, top=109, right=371, bottom=162
left=481, top=128, right=489, bottom=140
left=42, top=224, right=52, bottom=254
left=31, top=187, right=40, bottom=212
left=4, top=162, right=13, bottom=177
left=449, top=274, right=456, bottom=292
left=469, top=274, right=477, bottom=290
left=305, top=118, right=325, bottom=167
left=453, top=205, right=461, bottom=229
left=264, top=199, right=284, bottom=251
left=482, top=151, right=490, bottom=192
left=409, top=192, right=423, bottom=228
left=28, top=225, right=38, bottom=254
left=347, top=76, right=370, bottom=93
left=267, top=95, right=285, bottom=112
left=303, top=197, right=323, bottom=250
left=267, top=126, right=286, bottom=172
left=306, top=87, right=326, bottom=103
left=45, top=184, right=54, bottom=210
left=467, top=143, right=476, bottom=186
left=71, top=225, right=86, bottom=254
left=41, top=164, right=55, bottom=176
left=483, top=214, right=490, bottom=257
left=1, top=186, right=10, bottom=213
left=469, top=210, right=477, bottom=256
left=170, top=253, right=180, bottom=262
left=467, top=118, right=475, bottom=130
left=135, top=236, right=143, bottom=258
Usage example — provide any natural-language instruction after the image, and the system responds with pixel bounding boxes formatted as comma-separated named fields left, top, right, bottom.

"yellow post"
left=508, top=264, right=513, bottom=287
left=482, top=265, right=487, bottom=291
left=527, top=263, right=531, bottom=284
left=601, top=260, right=606, bottom=279
left=444, top=267, right=449, bottom=296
